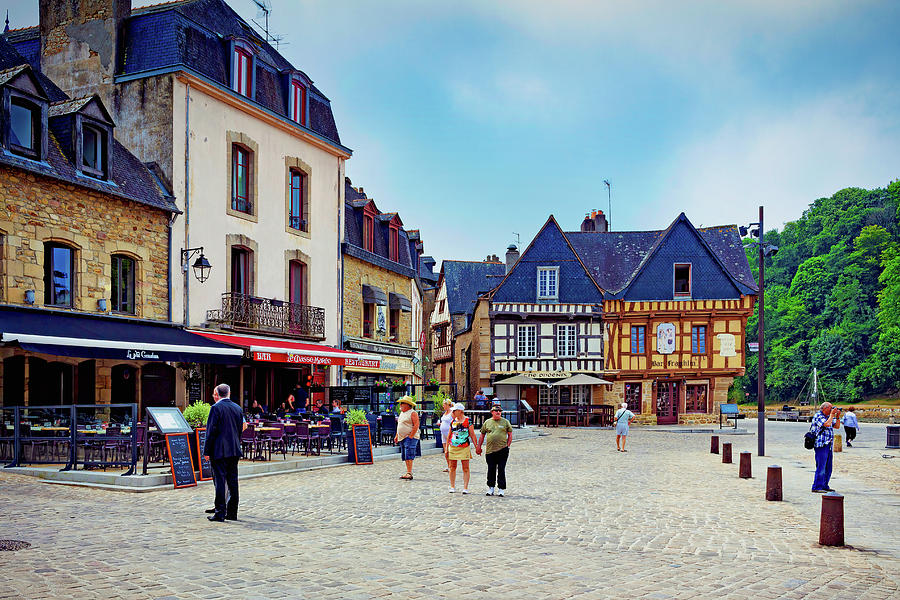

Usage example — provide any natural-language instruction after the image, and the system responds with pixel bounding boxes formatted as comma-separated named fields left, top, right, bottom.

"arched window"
left=44, top=243, right=75, bottom=307
left=111, top=254, right=136, bottom=314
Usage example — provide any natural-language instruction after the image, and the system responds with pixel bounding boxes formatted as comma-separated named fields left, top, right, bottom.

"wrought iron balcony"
left=433, top=344, right=452, bottom=362
left=207, top=292, right=325, bottom=339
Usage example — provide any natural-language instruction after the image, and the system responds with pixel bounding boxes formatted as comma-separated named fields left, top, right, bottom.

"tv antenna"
left=250, top=0, right=287, bottom=49
left=512, top=232, right=521, bottom=247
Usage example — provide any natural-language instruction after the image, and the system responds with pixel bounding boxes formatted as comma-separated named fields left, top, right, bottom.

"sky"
left=7, top=0, right=900, bottom=266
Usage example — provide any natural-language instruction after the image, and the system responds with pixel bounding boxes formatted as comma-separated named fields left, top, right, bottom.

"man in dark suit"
left=203, top=383, right=243, bottom=522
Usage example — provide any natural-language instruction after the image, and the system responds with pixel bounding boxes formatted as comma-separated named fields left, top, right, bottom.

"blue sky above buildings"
left=9, top=1, right=899, bottom=266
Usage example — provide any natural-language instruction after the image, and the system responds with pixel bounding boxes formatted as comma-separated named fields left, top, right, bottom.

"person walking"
left=203, top=383, right=244, bottom=522
left=439, top=399, right=453, bottom=472
left=446, top=403, right=477, bottom=494
left=614, top=402, right=635, bottom=452
left=810, top=402, right=842, bottom=493
left=395, top=396, right=420, bottom=480
left=477, top=403, right=512, bottom=496
left=841, top=407, right=859, bottom=447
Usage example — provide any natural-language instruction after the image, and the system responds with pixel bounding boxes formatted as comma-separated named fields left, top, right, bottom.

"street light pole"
left=757, top=205, right=765, bottom=457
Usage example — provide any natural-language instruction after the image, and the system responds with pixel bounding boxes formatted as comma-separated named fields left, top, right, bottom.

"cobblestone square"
left=1, top=422, right=898, bottom=599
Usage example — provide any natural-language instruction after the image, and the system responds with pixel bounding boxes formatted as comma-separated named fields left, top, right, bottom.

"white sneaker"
left=485, top=487, right=495, bottom=496
left=448, top=487, right=456, bottom=493
left=462, top=488, right=469, bottom=495
left=497, top=489, right=505, bottom=497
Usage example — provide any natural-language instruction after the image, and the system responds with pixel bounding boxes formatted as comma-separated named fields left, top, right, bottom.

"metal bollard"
left=766, top=465, right=782, bottom=501
left=722, top=442, right=732, bottom=464
left=739, top=451, right=752, bottom=478
left=710, top=435, right=719, bottom=454
left=819, top=492, right=844, bottom=546
left=834, top=434, right=842, bottom=452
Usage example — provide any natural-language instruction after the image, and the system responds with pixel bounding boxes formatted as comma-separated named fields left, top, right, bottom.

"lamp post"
left=181, top=247, right=211, bottom=326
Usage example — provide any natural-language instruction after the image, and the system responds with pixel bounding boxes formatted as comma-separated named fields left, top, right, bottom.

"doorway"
left=141, top=363, right=176, bottom=408
left=112, top=364, right=137, bottom=405
left=656, top=380, right=679, bottom=425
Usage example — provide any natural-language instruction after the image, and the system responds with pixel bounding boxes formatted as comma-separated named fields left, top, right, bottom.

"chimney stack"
left=505, top=244, right=519, bottom=274
left=594, top=209, right=609, bottom=232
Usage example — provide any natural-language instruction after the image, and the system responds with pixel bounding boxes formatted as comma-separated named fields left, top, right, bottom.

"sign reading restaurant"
left=252, top=351, right=380, bottom=368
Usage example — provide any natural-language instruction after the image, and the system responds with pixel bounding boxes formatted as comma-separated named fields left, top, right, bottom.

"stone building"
left=9, top=0, right=368, bottom=409
left=0, top=38, right=240, bottom=410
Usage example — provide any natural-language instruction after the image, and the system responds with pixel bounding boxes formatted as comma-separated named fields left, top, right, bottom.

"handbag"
left=804, top=422, right=824, bottom=450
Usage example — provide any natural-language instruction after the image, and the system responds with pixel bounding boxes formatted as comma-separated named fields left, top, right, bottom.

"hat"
left=451, top=403, right=466, bottom=412
left=398, top=396, right=417, bottom=408
left=490, top=403, right=502, bottom=411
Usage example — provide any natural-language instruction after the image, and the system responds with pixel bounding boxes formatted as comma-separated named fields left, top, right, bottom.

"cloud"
left=654, top=81, right=900, bottom=230
left=447, top=72, right=566, bottom=123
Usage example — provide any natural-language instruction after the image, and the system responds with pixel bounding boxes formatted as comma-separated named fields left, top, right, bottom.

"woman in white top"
left=615, top=402, right=635, bottom=452
left=439, top=399, right=453, bottom=472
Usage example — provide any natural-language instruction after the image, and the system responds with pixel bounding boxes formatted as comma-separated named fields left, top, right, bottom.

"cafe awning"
left=494, top=374, right=545, bottom=386
left=389, top=292, right=412, bottom=312
left=362, top=284, right=387, bottom=306
left=551, top=374, right=613, bottom=386
left=190, top=331, right=381, bottom=367
left=0, top=306, right=243, bottom=363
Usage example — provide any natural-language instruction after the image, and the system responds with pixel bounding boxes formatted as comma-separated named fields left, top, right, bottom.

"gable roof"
left=442, top=261, right=506, bottom=319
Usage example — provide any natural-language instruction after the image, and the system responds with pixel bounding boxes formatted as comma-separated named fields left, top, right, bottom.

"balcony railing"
left=207, top=292, right=325, bottom=339
left=433, top=344, right=452, bottom=362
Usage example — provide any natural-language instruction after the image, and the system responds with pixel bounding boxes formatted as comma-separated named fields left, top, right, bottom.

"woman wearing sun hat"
left=445, top=403, right=477, bottom=493
left=395, top=396, right=420, bottom=480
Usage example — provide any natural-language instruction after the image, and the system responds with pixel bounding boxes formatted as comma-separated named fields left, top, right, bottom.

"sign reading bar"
left=251, top=351, right=380, bottom=368
left=165, top=433, right=197, bottom=489
left=196, top=427, right=213, bottom=482
left=350, top=424, right=373, bottom=465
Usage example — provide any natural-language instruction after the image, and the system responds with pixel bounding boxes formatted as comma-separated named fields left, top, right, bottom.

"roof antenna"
left=512, top=232, right=520, bottom=247
left=250, top=0, right=287, bottom=49
left=603, top=179, right=611, bottom=230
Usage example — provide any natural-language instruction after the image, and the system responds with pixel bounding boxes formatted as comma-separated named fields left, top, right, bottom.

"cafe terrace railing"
left=1, top=404, right=138, bottom=475
left=207, top=292, right=326, bottom=340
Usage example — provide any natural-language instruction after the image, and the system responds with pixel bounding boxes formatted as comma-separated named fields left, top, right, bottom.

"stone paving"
left=1, top=422, right=898, bottom=599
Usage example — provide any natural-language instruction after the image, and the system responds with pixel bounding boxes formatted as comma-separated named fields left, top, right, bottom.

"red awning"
left=189, top=331, right=380, bottom=368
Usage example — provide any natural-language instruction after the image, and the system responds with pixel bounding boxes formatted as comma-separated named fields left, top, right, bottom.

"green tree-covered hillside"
left=733, top=180, right=900, bottom=404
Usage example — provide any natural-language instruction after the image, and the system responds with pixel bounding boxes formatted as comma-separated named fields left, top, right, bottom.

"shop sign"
left=252, top=351, right=380, bottom=368
left=125, top=349, right=161, bottom=360
left=524, top=371, right=571, bottom=379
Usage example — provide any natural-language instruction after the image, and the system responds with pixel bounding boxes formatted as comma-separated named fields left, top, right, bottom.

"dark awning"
left=362, top=284, right=387, bottom=306
left=389, top=292, right=412, bottom=312
left=0, top=306, right=243, bottom=364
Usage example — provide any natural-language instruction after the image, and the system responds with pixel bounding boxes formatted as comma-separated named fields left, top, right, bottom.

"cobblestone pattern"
left=0, top=424, right=897, bottom=599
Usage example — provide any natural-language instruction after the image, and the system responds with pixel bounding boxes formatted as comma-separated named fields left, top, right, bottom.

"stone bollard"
left=710, top=435, right=719, bottom=454
left=766, top=465, right=783, bottom=501
left=834, top=434, right=842, bottom=452
left=819, top=492, right=844, bottom=546
left=739, top=451, right=752, bottom=478
left=722, top=442, right=732, bottom=464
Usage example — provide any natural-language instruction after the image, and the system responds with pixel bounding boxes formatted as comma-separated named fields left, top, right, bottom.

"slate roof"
left=343, top=179, right=415, bottom=277
left=442, top=261, right=506, bottom=318
left=0, top=37, right=177, bottom=213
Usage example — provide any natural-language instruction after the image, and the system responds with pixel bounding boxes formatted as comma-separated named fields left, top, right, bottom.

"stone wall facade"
left=342, top=255, right=412, bottom=346
left=602, top=375, right=734, bottom=425
left=0, top=165, right=170, bottom=319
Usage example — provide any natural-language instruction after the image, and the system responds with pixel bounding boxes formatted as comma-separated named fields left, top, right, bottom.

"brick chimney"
left=580, top=209, right=609, bottom=232
left=39, top=0, right=131, bottom=100
left=505, top=244, right=519, bottom=274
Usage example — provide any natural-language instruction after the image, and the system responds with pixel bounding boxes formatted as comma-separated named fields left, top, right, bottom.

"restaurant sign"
left=252, top=351, right=380, bottom=368
left=523, top=371, right=571, bottom=379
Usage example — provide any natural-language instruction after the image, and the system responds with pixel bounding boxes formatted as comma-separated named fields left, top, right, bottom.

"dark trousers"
left=211, top=456, right=240, bottom=518
left=812, top=445, right=833, bottom=491
left=485, top=447, right=509, bottom=490
left=844, top=427, right=856, bottom=443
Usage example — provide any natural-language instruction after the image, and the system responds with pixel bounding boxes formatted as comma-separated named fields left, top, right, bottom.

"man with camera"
left=809, top=402, right=842, bottom=493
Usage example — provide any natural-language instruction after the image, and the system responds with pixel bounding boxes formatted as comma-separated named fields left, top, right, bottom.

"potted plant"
left=373, top=379, right=389, bottom=390
left=344, top=408, right=369, bottom=459
left=430, top=391, right=448, bottom=448
left=182, top=401, right=211, bottom=470
left=424, top=378, right=440, bottom=392
left=392, top=380, right=408, bottom=391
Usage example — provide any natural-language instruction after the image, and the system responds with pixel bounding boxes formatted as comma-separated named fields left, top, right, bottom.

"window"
left=439, top=299, right=445, bottom=314
left=363, top=213, right=374, bottom=252
left=557, top=324, right=576, bottom=358
left=517, top=324, right=537, bottom=358
left=289, top=169, right=305, bottom=230
left=685, top=384, right=708, bottom=413
left=9, top=98, right=39, bottom=157
left=233, top=46, right=253, bottom=97
left=289, top=260, right=306, bottom=305
left=437, top=324, right=448, bottom=347
left=537, top=267, right=558, bottom=300
left=44, top=244, right=74, bottom=307
left=231, top=247, right=250, bottom=295
left=389, top=308, right=400, bottom=342
left=232, top=145, right=251, bottom=213
left=111, top=255, right=135, bottom=314
left=389, top=225, right=399, bottom=262
left=539, top=385, right=558, bottom=405
left=291, top=81, right=306, bottom=125
left=630, top=325, right=646, bottom=354
left=674, top=264, right=691, bottom=297
left=569, top=385, right=591, bottom=405
left=81, top=124, right=106, bottom=177
left=624, top=383, right=642, bottom=413
left=363, top=302, right=375, bottom=338
left=691, top=325, right=707, bottom=354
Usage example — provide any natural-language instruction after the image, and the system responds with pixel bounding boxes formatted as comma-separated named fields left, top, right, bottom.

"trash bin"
left=887, top=425, right=900, bottom=449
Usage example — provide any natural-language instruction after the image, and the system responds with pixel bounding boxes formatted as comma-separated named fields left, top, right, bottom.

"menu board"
left=147, top=407, right=194, bottom=434
left=329, top=387, right=352, bottom=406
left=187, top=379, right=203, bottom=405
left=195, top=427, right=213, bottom=481
left=165, top=433, right=197, bottom=489
left=351, top=424, right=373, bottom=465
left=352, top=387, right=372, bottom=406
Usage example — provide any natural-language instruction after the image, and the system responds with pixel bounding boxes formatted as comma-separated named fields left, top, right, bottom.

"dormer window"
left=674, top=264, right=691, bottom=297
left=290, top=80, right=307, bottom=126
left=233, top=46, right=253, bottom=97
left=8, top=97, right=41, bottom=159
left=362, top=204, right=376, bottom=252
left=389, top=225, right=399, bottom=262
left=78, top=119, right=109, bottom=180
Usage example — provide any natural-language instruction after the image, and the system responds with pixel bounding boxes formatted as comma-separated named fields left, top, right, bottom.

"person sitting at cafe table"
left=331, top=399, right=345, bottom=414
left=275, top=402, right=289, bottom=418
left=248, top=400, right=265, bottom=418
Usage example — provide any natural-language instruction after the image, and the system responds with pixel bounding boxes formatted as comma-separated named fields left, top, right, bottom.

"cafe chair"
left=240, top=423, right=262, bottom=461
left=365, top=414, right=380, bottom=447
left=328, top=416, right=346, bottom=452
left=293, top=422, right=314, bottom=456
left=282, top=422, right=297, bottom=455
left=379, top=414, right=398, bottom=446
left=266, top=424, right=287, bottom=461
left=314, top=421, right=332, bottom=454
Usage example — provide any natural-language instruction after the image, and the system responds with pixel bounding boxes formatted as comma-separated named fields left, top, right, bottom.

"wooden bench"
left=719, top=403, right=743, bottom=429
